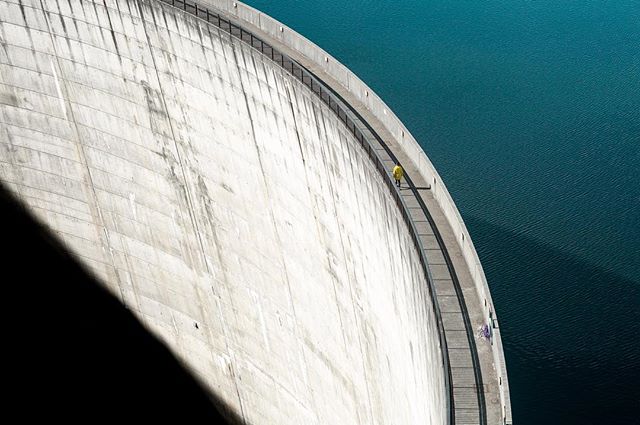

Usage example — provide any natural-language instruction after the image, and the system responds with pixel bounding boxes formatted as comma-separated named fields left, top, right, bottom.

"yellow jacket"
left=392, top=165, right=404, bottom=180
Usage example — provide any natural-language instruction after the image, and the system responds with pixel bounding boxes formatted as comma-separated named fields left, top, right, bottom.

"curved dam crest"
left=0, top=0, right=451, bottom=423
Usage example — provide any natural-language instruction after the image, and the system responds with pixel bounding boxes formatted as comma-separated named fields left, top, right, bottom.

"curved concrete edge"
left=202, top=1, right=512, bottom=423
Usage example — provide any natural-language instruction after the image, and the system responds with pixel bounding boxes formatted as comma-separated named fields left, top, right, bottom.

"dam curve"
left=0, top=0, right=510, bottom=423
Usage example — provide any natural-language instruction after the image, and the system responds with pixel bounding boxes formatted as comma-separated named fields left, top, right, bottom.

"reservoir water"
left=244, top=0, right=640, bottom=423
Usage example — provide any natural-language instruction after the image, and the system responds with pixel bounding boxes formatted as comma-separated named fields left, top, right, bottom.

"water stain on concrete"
left=0, top=91, right=18, bottom=107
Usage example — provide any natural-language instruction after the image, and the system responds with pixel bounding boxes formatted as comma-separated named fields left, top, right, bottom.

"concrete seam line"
left=136, top=1, right=248, bottom=422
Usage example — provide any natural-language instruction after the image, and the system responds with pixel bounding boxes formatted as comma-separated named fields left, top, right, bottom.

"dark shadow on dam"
left=465, top=216, right=640, bottom=425
left=1, top=184, right=244, bottom=424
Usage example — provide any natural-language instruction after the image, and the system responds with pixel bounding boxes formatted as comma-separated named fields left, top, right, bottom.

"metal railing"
left=153, top=0, right=483, bottom=422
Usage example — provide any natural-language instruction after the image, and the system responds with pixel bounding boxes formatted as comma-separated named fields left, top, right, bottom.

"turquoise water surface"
left=243, top=0, right=640, bottom=423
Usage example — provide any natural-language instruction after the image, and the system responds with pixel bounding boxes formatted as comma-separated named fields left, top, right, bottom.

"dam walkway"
left=160, top=0, right=505, bottom=423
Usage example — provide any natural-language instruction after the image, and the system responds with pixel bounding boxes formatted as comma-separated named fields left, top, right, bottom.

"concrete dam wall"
left=0, top=0, right=448, bottom=423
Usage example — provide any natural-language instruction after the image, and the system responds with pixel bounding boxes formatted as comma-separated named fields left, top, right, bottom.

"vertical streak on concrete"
left=314, top=105, right=379, bottom=424
left=157, top=10, right=243, bottom=401
left=281, top=82, right=349, bottom=423
left=100, top=0, right=121, bottom=57
left=229, top=40, right=320, bottom=424
left=291, top=87, right=349, bottom=360
left=284, top=83, right=373, bottom=425
left=133, top=1, right=247, bottom=422
left=37, top=0, right=128, bottom=305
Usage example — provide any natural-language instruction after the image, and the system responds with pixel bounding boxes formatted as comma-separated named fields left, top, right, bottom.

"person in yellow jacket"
left=392, top=164, right=404, bottom=188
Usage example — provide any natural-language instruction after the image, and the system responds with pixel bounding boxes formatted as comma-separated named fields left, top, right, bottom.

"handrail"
left=300, top=63, right=456, bottom=424
left=316, top=71, right=486, bottom=424
left=150, top=0, right=500, bottom=423
left=189, top=2, right=511, bottom=423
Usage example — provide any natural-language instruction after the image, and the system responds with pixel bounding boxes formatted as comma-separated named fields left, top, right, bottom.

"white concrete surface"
left=0, top=0, right=446, bottom=423
left=203, top=1, right=511, bottom=422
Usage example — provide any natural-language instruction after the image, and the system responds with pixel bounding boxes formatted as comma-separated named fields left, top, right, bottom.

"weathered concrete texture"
left=203, top=1, right=511, bottom=423
left=0, top=0, right=446, bottom=424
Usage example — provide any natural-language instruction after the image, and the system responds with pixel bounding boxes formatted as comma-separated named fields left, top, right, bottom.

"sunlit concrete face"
left=0, top=0, right=446, bottom=423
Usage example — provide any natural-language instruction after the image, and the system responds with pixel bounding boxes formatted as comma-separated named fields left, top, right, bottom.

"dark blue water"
left=244, top=0, right=640, bottom=423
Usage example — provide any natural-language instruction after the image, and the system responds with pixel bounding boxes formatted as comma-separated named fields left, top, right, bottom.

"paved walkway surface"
left=163, top=1, right=503, bottom=423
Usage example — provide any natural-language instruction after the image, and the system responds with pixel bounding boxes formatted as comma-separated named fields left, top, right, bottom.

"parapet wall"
left=0, top=0, right=446, bottom=423
left=203, top=0, right=511, bottom=422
